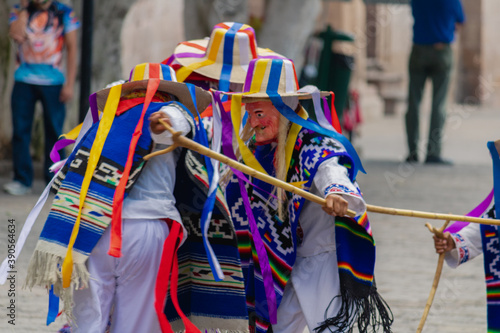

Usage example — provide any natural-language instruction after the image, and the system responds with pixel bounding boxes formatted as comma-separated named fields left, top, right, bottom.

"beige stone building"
left=322, top=0, right=500, bottom=116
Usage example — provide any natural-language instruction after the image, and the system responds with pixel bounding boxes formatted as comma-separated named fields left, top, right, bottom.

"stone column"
left=479, top=0, right=500, bottom=106
left=183, top=0, right=248, bottom=40
left=121, top=0, right=184, bottom=77
left=258, top=0, right=322, bottom=72
left=457, top=0, right=481, bottom=104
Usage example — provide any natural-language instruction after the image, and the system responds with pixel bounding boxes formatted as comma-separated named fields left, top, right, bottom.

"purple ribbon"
left=49, top=138, right=75, bottom=163
left=322, top=96, right=332, bottom=125
left=258, top=55, right=288, bottom=60
left=243, top=60, right=256, bottom=93
left=214, top=91, right=278, bottom=324
left=445, top=189, right=494, bottom=233
left=173, top=52, right=206, bottom=59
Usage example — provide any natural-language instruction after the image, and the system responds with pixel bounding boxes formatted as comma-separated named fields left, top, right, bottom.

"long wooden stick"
left=365, top=205, right=500, bottom=225
left=145, top=120, right=500, bottom=225
left=145, top=120, right=356, bottom=217
left=416, top=220, right=450, bottom=333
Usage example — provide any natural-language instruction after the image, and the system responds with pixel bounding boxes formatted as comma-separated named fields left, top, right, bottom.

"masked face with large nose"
left=245, top=101, right=281, bottom=145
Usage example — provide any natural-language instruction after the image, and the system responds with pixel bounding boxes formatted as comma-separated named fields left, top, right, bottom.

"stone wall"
left=258, top=0, right=321, bottom=72
left=375, top=4, right=412, bottom=77
left=480, top=0, right=500, bottom=106
left=120, top=0, right=184, bottom=78
left=458, top=0, right=481, bottom=104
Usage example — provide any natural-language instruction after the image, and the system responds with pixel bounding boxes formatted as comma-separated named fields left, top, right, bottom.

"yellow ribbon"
left=61, top=123, right=83, bottom=141
left=285, top=107, right=307, bottom=169
left=61, top=85, right=121, bottom=288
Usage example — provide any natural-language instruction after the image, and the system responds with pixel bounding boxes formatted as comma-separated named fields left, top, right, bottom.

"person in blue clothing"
left=4, top=0, right=79, bottom=195
left=405, top=0, right=465, bottom=165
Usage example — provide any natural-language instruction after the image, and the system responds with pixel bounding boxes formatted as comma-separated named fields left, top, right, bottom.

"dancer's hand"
left=149, top=111, right=172, bottom=134
left=323, top=194, right=348, bottom=217
left=433, top=232, right=455, bottom=254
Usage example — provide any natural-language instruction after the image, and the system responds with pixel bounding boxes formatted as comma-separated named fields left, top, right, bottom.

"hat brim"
left=222, top=91, right=331, bottom=103
left=172, top=39, right=285, bottom=84
left=95, top=80, right=212, bottom=115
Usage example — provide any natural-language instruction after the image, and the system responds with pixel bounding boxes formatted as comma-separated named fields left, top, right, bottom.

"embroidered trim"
left=324, top=183, right=361, bottom=198
left=452, top=233, right=469, bottom=264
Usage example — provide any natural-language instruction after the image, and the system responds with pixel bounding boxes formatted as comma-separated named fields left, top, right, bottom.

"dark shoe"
left=405, top=154, right=419, bottom=163
left=425, top=156, right=453, bottom=165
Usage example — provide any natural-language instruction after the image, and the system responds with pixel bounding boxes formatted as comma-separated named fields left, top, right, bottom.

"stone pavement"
left=0, top=103, right=497, bottom=332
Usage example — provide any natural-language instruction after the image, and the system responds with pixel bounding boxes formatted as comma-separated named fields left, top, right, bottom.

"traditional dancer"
left=434, top=140, right=500, bottom=332
left=24, top=63, right=247, bottom=333
left=221, top=58, right=392, bottom=333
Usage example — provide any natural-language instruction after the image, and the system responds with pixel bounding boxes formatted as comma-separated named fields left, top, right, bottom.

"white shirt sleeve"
left=444, top=222, right=483, bottom=268
left=313, top=156, right=367, bottom=217
left=150, top=104, right=190, bottom=146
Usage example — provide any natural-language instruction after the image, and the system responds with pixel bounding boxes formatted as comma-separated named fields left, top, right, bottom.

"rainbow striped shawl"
left=226, top=128, right=392, bottom=333
left=481, top=141, right=500, bottom=332
left=25, top=101, right=176, bottom=315
left=445, top=141, right=500, bottom=333
left=479, top=208, right=500, bottom=333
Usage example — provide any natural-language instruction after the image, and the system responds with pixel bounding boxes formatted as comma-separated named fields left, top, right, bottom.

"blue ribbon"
left=487, top=141, right=500, bottom=217
left=46, top=285, right=59, bottom=325
left=266, top=59, right=365, bottom=180
left=219, top=23, right=243, bottom=93
left=185, top=84, right=222, bottom=280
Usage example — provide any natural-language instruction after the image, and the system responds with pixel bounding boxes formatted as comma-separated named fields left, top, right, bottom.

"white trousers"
left=72, top=219, right=169, bottom=333
left=272, top=251, right=341, bottom=333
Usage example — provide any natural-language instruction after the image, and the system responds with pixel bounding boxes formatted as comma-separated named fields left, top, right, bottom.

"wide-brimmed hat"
left=223, top=58, right=330, bottom=101
left=95, top=63, right=211, bottom=114
left=169, top=22, right=285, bottom=87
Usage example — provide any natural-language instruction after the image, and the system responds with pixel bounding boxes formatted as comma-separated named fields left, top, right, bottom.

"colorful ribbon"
left=154, top=221, right=200, bottom=333
left=213, top=90, right=278, bottom=324
left=180, top=84, right=224, bottom=281
left=61, top=84, right=121, bottom=288
left=488, top=141, right=500, bottom=218
left=108, top=78, right=160, bottom=258
left=46, top=285, right=59, bottom=325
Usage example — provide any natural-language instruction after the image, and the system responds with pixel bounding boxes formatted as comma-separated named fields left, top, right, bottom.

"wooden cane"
left=416, top=220, right=450, bottom=333
left=145, top=119, right=357, bottom=217
left=365, top=206, right=500, bottom=225
left=145, top=119, right=500, bottom=225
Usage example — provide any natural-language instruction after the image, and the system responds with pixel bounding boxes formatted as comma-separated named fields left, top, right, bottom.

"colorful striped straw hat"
left=95, top=62, right=211, bottom=114
left=224, top=58, right=330, bottom=101
left=168, top=22, right=285, bottom=91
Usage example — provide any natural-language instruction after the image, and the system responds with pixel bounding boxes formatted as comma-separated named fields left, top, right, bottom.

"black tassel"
left=314, top=283, right=393, bottom=333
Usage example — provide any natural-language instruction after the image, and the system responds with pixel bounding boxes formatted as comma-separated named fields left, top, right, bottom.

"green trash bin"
left=315, top=26, right=355, bottom=123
